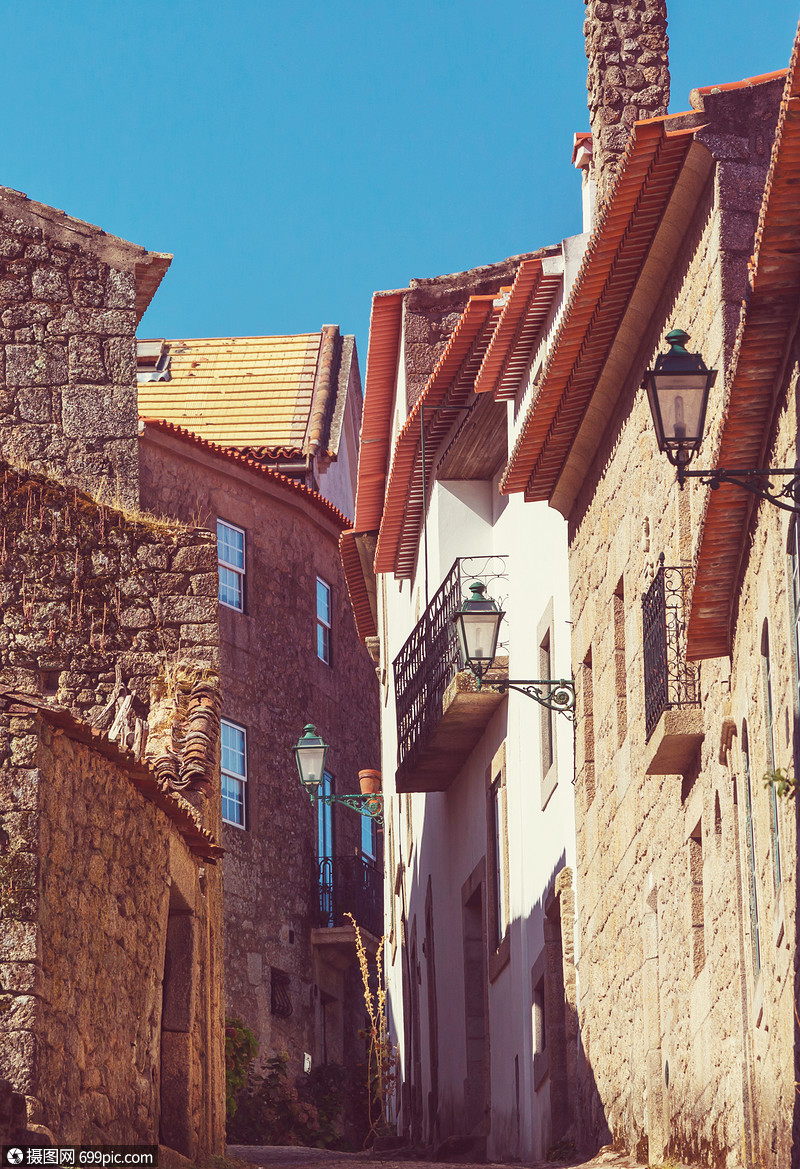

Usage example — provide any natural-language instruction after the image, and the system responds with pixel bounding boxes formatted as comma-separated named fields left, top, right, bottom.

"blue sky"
left=2, top=1, right=798, bottom=361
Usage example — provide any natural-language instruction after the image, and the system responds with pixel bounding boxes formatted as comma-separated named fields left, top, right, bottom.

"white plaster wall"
left=379, top=467, right=575, bottom=1160
left=316, top=360, right=362, bottom=520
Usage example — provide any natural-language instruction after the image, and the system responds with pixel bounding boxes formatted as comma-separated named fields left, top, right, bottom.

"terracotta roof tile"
left=0, top=690, right=223, bottom=861
left=340, top=529, right=377, bottom=642
left=353, top=292, right=405, bottom=533
left=475, top=257, right=562, bottom=401
left=137, top=333, right=323, bottom=449
left=687, top=35, right=800, bottom=659
left=500, top=119, right=699, bottom=503
left=375, top=294, right=503, bottom=577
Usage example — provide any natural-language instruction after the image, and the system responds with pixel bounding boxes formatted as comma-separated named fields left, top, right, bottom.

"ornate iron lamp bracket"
left=305, top=789, right=384, bottom=825
left=483, top=677, right=576, bottom=720
left=678, top=466, right=800, bottom=512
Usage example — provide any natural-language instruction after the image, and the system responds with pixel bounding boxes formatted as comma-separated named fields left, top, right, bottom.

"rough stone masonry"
left=0, top=186, right=169, bottom=508
left=584, top=0, right=670, bottom=204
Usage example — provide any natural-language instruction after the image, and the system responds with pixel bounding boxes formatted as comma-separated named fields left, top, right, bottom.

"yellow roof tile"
left=137, top=333, right=322, bottom=448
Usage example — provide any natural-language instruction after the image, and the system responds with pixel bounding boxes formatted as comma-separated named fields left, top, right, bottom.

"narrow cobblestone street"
left=228, top=1145, right=701, bottom=1169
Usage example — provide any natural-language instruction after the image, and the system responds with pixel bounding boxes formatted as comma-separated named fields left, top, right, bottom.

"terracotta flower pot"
left=359, top=769, right=381, bottom=795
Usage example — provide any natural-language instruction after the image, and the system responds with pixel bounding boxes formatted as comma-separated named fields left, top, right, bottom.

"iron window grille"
left=642, top=557, right=699, bottom=742
left=270, top=967, right=293, bottom=1018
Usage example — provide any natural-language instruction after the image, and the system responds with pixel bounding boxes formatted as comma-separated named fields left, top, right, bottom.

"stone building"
left=0, top=188, right=225, bottom=1153
left=502, top=11, right=800, bottom=1167
left=342, top=245, right=590, bottom=1159
left=138, top=332, right=382, bottom=1077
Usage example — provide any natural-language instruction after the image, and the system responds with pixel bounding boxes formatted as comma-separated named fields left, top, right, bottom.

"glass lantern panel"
left=464, top=612, right=501, bottom=663
left=652, top=372, right=709, bottom=444
left=297, top=743, right=326, bottom=788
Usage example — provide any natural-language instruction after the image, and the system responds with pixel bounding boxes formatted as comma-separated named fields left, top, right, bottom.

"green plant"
left=227, top=1052, right=321, bottom=1146
left=763, top=766, right=798, bottom=799
left=225, top=1018, right=258, bottom=1119
left=226, top=1053, right=367, bottom=1149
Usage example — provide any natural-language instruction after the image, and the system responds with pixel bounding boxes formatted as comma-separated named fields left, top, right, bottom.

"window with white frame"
left=790, top=520, right=800, bottom=711
left=221, top=719, right=247, bottom=828
left=218, top=520, right=245, bottom=612
left=316, top=577, right=332, bottom=664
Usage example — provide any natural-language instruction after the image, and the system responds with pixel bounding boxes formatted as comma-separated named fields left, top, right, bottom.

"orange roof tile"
left=687, top=40, right=800, bottom=660
left=0, top=690, right=223, bottom=861
left=475, top=257, right=562, bottom=401
left=141, top=418, right=351, bottom=531
left=137, top=333, right=323, bottom=449
left=501, top=119, right=699, bottom=503
left=353, top=292, right=405, bottom=533
left=340, top=529, right=377, bottom=641
left=375, top=294, right=502, bottom=577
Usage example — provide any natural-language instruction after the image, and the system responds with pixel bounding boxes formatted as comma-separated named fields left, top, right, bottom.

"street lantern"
left=451, top=578, right=576, bottom=717
left=294, top=724, right=329, bottom=794
left=644, top=328, right=800, bottom=510
left=644, top=328, right=717, bottom=475
left=453, top=581, right=504, bottom=681
left=293, top=725, right=383, bottom=823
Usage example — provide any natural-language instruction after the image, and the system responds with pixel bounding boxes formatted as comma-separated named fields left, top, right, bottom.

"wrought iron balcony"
left=316, top=854, right=383, bottom=940
left=393, top=555, right=508, bottom=792
left=642, top=557, right=700, bottom=748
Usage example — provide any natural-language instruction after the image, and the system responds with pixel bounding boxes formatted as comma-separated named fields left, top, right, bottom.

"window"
left=790, top=521, right=800, bottom=713
left=761, top=621, right=782, bottom=890
left=742, top=723, right=761, bottom=975
left=689, top=820, right=705, bottom=976
left=491, top=774, right=509, bottom=946
left=318, top=771, right=335, bottom=924
left=218, top=520, right=245, bottom=612
left=361, top=810, right=378, bottom=860
left=316, top=577, right=332, bottom=663
left=539, top=631, right=554, bottom=774
left=221, top=719, right=247, bottom=827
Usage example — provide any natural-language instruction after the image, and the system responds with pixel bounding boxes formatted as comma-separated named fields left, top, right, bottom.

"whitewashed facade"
left=344, top=233, right=588, bottom=1160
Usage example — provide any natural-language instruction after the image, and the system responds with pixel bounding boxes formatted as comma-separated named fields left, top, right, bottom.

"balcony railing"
left=642, top=558, right=699, bottom=741
left=316, top=854, right=383, bottom=939
left=393, top=555, right=508, bottom=782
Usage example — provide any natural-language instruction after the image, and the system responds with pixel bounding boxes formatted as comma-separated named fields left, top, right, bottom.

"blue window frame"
left=316, top=577, right=332, bottom=663
left=361, top=810, right=377, bottom=860
left=318, top=771, right=335, bottom=924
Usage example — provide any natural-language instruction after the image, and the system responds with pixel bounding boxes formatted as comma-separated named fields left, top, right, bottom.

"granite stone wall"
left=0, top=459, right=219, bottom=765
left=0, top=709, right=225, bottom=1152
left=568, top=81, right=791, bottom=1166
left=140, top=428, right=381, bottom=1078
left=0, top=460, right=225, bottom=1151
left=0, top=201, right=142, bottom=507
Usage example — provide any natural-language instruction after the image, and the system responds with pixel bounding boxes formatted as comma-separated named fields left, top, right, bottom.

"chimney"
left=584, top=0, right=670, bottom=208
